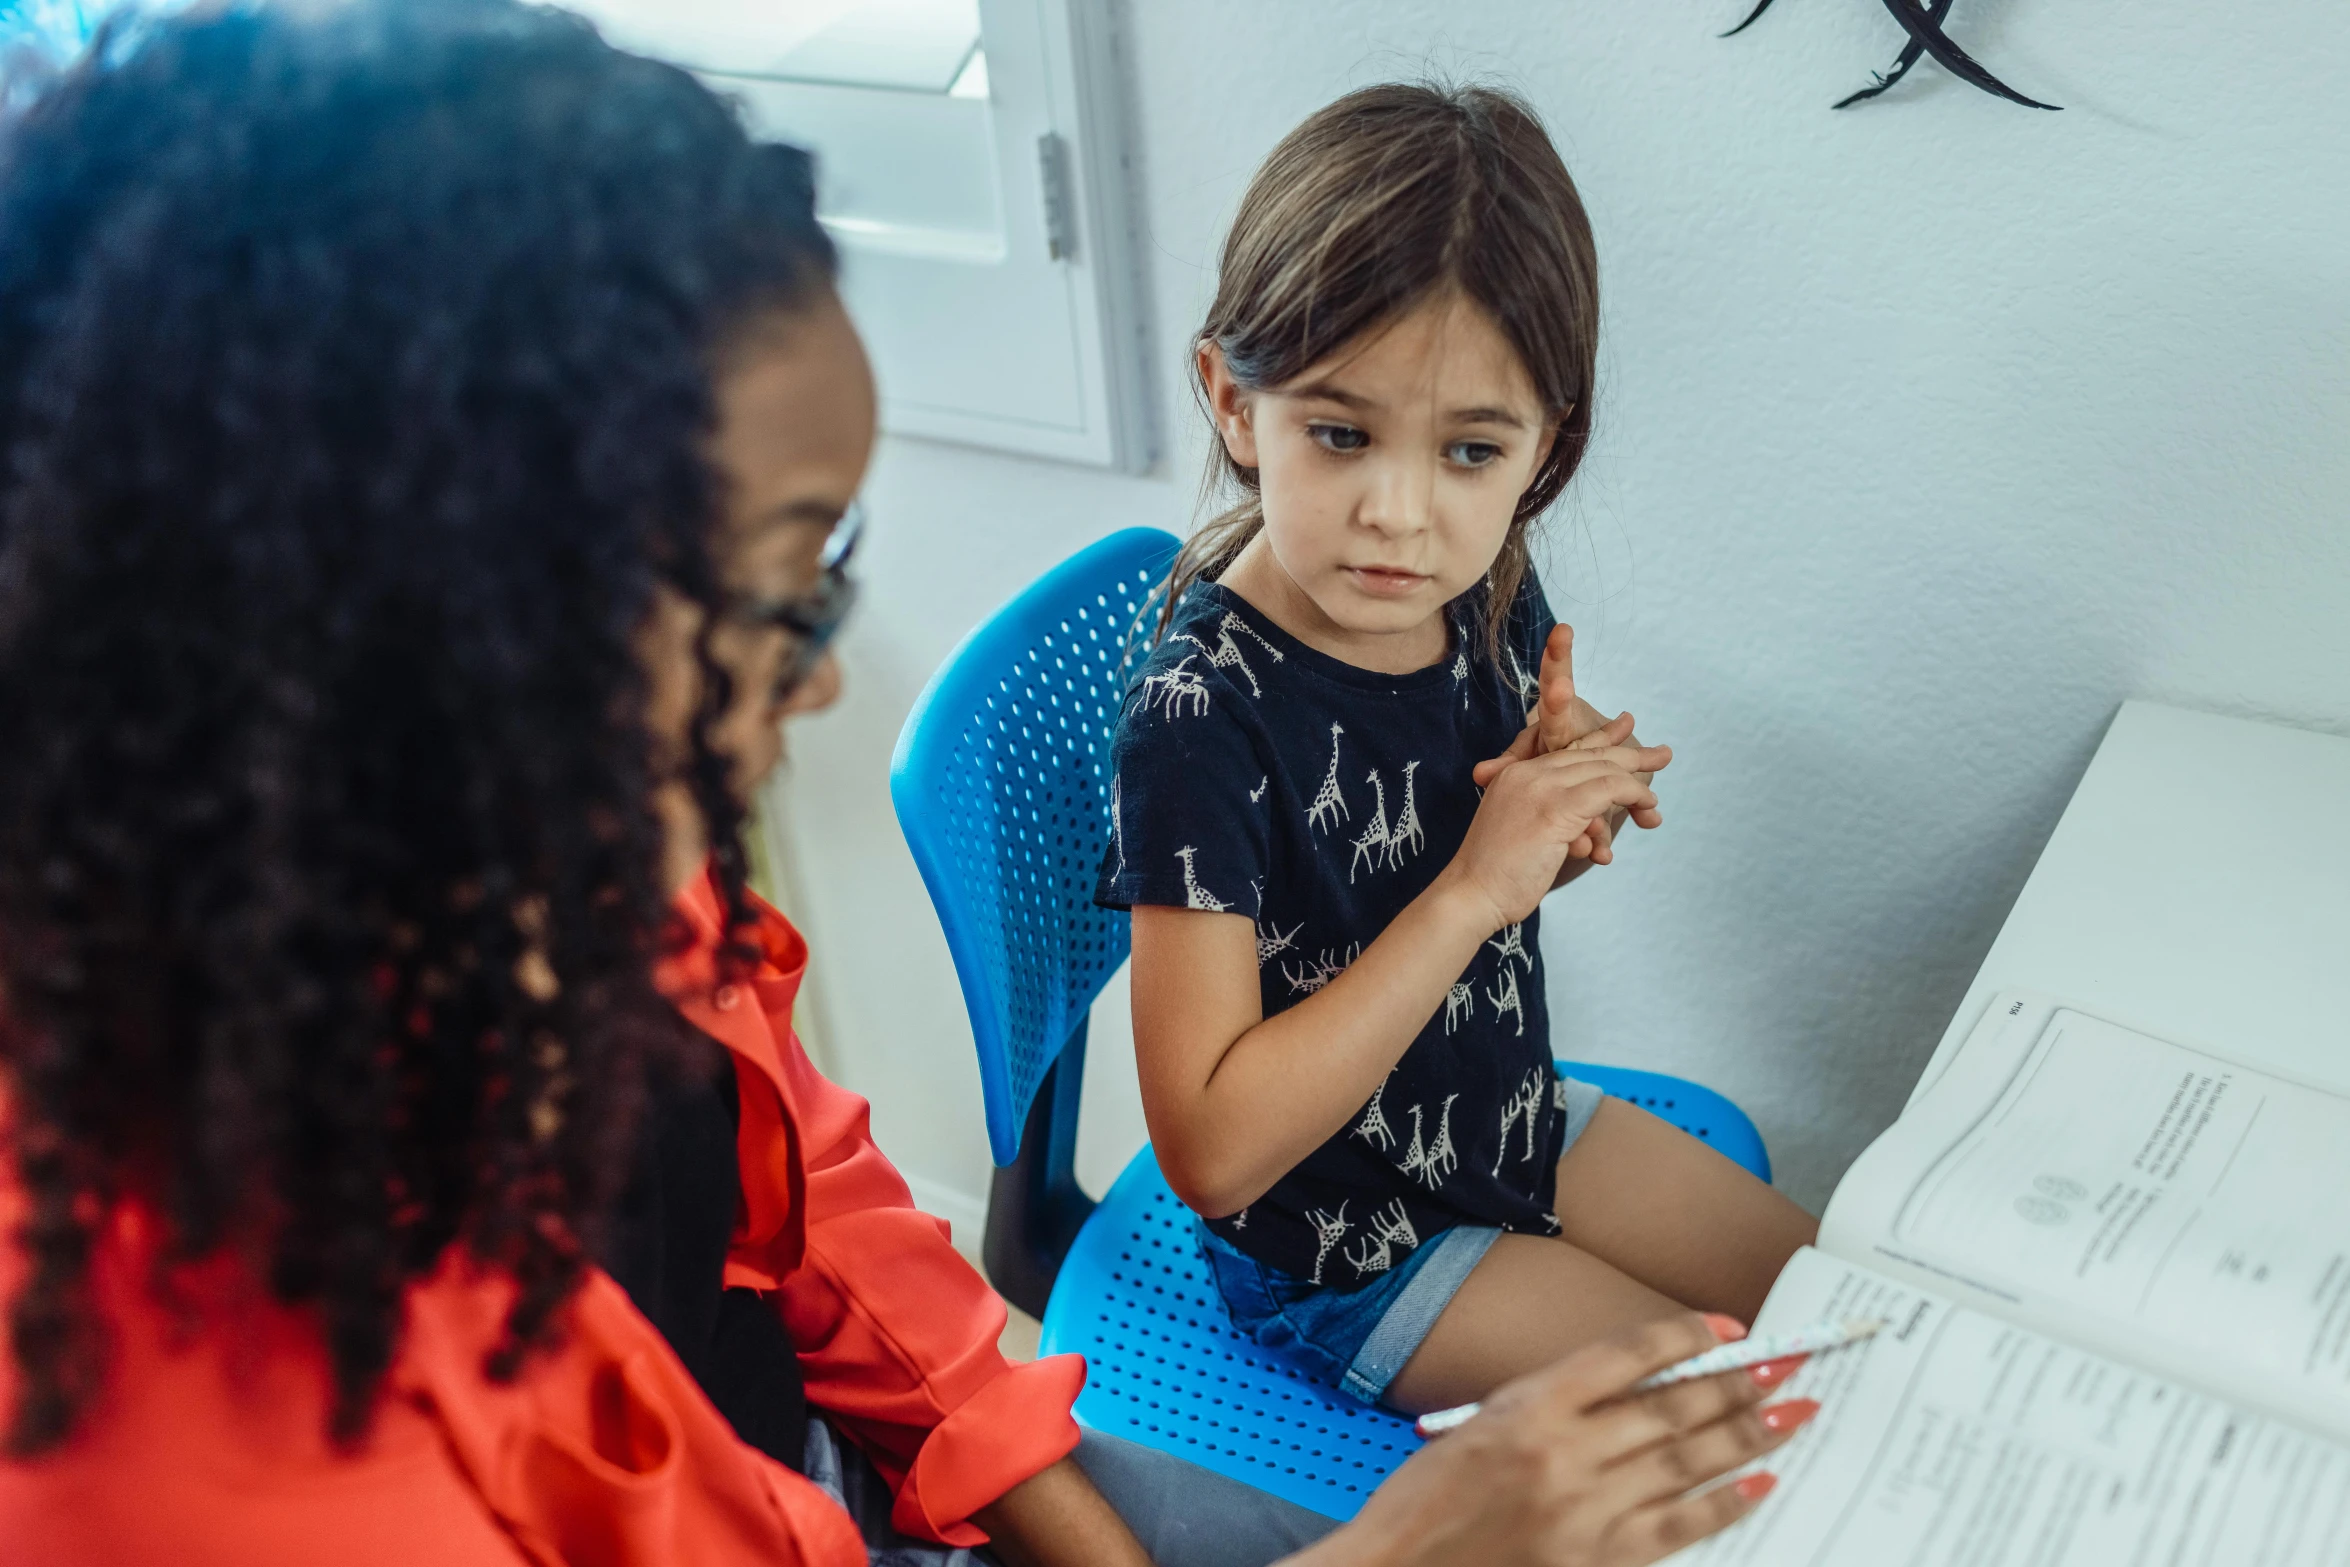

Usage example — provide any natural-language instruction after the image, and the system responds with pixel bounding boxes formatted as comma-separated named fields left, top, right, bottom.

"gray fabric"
left=802, top=1416, right=998, bottom=1566
left=1072, top=1428, right=1341, bottom=1567
left=801, top=1418, right=1340, bottom=1566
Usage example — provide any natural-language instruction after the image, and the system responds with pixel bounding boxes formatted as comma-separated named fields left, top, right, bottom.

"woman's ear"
left=1197, top=340, right=1261, bottom=469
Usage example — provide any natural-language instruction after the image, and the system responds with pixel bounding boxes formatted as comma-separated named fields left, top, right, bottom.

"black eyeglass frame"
left=726, top=501, right=863, bottom=702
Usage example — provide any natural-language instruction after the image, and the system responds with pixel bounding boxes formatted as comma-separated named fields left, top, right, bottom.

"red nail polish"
left=1735, top=1472, right=1778, bottom=1502
left=1701, top=1313, right=1748, bottom=1342
left=1758, top=1399, right=1820, bottom=1433
left=1748, top=1353, right=1810, bottom=1389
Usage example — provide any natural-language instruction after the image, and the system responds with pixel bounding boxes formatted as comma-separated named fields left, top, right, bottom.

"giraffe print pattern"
left=1394, top=1094, right=1460, bottom=1192
left=1305, top=1203, right=1350, bottom=1286
left=1306, top=724, right=1349, bottom=834
left=1169, top=612, right=1285, bottom=699
left=1486, top=963, right=1526, bottom=1036
left=1174, top=846, right=1227, bottom=912
left=1502, top=641, right=1540, bottom=711
left=1281, top=943, right=1358, bottom=998
left=1109, top=774, right=1126, bottom=879
left=1343, top=1199, right=1421, bottom=1278
left=1254, top=916, right=1302, bottom=967
left=1346, top=761, right=1426, bottom=882
left=1492, top=1069, right=1547, bottom=1174
left=1350, top=1072, right=1397, bottom=1152
left=1140, top=656, right=1210, bottom=718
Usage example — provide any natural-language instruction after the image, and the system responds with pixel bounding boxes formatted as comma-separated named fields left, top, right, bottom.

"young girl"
left=1098, top=83, right=1819, bottom=1417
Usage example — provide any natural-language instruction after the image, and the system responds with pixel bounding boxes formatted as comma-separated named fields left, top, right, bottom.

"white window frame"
left=605, top=0, right=1155, bottom=472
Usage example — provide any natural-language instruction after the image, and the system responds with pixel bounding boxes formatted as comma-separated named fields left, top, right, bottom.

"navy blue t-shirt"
left=1097, top=574, right=1571, bottom=1290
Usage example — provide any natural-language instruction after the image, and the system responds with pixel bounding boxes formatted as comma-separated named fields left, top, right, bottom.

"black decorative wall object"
left=1727, top=0, right=2061, bottom=111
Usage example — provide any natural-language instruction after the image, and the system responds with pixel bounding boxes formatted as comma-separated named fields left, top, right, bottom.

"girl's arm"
left=1131, top=743, right=1667, bottom=1218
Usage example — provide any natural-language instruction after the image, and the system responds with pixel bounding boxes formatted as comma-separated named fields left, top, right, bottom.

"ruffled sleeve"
left=765, top=1020, right=1084, bottom=1544
left=663, top=874, right=1085, bottom=1548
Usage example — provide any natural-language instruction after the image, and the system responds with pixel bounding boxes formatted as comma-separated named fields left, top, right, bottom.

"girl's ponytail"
left=1158, top=496, right=1259, bottom=641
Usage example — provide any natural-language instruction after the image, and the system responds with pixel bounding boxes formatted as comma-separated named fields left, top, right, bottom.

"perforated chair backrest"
left=890, top=528, right=1180, bottom=1167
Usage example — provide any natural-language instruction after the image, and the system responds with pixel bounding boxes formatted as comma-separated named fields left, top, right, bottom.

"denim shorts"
left=1202, top=1075, right=1606, bottom=1406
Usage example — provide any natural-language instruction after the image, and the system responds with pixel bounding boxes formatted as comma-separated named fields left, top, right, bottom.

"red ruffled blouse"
left=0, top=871, right=1084, bottom=1565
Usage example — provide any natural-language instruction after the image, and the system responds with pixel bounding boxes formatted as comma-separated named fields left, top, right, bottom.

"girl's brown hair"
left=1167, top=82, right=1599, bottom=661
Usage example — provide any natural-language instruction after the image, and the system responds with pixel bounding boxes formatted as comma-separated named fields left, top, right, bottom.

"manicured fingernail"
left=1735, top=1472, right=1778, bottom=1501
left=1748, top=1353, right=1809, bottom=1389
left=1757, top=1399, right=1820, bottom=1433
left=1701, top=1313, right=1747, bottom=1342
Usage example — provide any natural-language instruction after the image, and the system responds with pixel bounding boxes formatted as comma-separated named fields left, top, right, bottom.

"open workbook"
left=1675, top=993, right=2350, bottom=1565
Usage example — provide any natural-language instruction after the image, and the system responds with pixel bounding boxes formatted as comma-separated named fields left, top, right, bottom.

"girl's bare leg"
left=1381, top=1099, right=1816, bottom=1414
left=1551, top=1097, right=1818, bottom=1323
left=1382, top=1233, right=1680, bottom=1414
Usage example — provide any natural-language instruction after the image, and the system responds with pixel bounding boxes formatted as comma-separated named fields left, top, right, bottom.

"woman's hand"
left=1287, top=1315, right=1806, bottom=1567
left=1438, top=741, right=1669, bottom=933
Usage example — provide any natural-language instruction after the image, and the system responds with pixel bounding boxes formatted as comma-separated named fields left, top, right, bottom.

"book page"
left=1674, top=1248, right=2350, bottom=1567
left=1821, top=993, right=2350, bottom=1440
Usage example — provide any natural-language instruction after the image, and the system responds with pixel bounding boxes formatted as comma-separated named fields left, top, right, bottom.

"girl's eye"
left=1446, top=440, right=1505, bottom=468
left=1307, top=423, right=1368, bottom=454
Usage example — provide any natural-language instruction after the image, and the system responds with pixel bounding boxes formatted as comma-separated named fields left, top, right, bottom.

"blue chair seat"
left=1040, top=1150, right=1418, bottom=1521
left=1565, top=1061, right=1771, bottom=1183
left=1039, top=1061, right=1770, bottom=1521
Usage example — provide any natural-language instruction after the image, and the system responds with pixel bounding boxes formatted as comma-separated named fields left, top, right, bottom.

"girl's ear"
left=1530, top=405, right=1568, bottom=477
left=1197, top=340, right=1261, bottom=469
left=1513, top=405, right=1568, bottom=512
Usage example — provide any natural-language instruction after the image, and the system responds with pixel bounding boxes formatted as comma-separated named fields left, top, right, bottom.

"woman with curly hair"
left=0, top=3, right=1795, bottom=1564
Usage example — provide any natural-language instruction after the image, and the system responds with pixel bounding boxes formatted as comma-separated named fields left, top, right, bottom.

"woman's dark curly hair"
left=0, top=0, right=835, bottom=1453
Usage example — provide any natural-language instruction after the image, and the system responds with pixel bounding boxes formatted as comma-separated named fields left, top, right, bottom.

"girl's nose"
left=1356, top=454, right=1436, bottom=537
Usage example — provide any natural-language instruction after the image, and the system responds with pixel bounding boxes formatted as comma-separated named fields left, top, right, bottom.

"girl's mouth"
left=1344, top=565, right=1430, bottom=598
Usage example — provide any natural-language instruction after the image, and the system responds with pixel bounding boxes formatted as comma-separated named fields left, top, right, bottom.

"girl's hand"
left=1474, top=625, right=1661, bottom=866
left=1440, top=742, right=1668, bottom=931
left=1289, top=1315, right=1802, bottom=1567
left=1533, top=622, right=1597, bottom=757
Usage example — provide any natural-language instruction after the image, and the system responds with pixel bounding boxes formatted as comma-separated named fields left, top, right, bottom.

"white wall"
left=770, top=0, right=2350, bottom=1225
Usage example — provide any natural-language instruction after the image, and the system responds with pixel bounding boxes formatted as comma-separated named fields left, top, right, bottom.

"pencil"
left=1412, top=1316, right=1885, bottom=1438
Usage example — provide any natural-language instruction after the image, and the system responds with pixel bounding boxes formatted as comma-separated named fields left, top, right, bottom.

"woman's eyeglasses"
left=727, top=501, right=863, bottom=702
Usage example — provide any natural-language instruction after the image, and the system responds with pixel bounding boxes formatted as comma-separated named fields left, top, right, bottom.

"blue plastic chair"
left=890, top=528, right=1773, bottom=1521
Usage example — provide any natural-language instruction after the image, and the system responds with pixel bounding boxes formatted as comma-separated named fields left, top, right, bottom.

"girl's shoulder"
left=1451, top=566, right=1556, bottom=696
left=1157, top=579, right=1289, bottom=659
left=1118, top=582, right=1289, bottom=721
left=1136, top=579, right=1239, bottom=664
left=1106, top=588, right=1257, bottom=780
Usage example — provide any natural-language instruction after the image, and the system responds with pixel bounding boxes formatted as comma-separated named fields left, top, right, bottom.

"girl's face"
left=643, top=288, right=877, bottom=891
left=1204, top=291, right=1556, bottom=671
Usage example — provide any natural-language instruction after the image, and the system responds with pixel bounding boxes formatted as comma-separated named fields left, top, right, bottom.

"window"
left=570, top=0, right=1153, bottom=471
